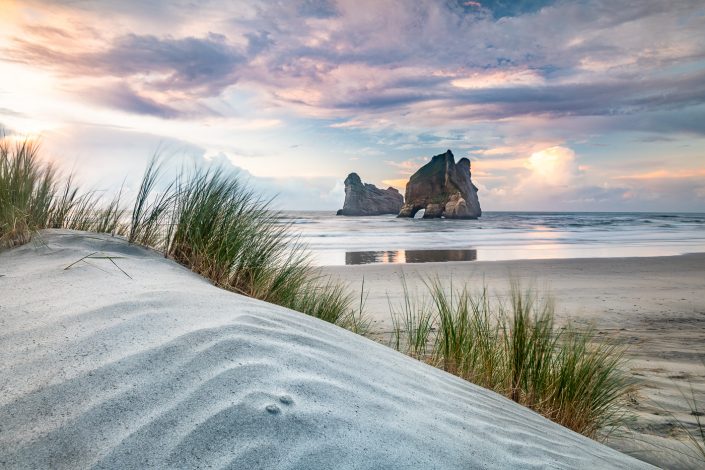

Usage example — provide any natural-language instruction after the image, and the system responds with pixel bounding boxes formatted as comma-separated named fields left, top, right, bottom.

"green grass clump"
left=0, top=135, right=365, bottom=333
left=391, top=277, right=633, bottom=438
left=660, top=383, right=705, bottom=465
left=128, top=156, right=174, bottom=248
left=0, top=137, right=55, bottom=248
left=168, top=167, right=307, bottom=302
left=389, top=273, right=434, bottom=359
left=127, top=158, right=367, bottom=331
left=92, top=184, right=127, bottom=236
left=0, top=134, right=128, bottom=245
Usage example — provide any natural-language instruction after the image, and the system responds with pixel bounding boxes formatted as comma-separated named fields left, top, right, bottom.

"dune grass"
left=127, top=157, right=367, bottom=331
left=128, top=156, right=174, bottom=248
left=0, top=137, right=55, bottom=248
left=681, top=387, right=705, bottom=463
left=0, top=134, right=128, bottom=245
left=389, top=273, right=434, bottom=358
left=0, top=135, right=365, bottom=332
left=390, top=277, right=633, bottom=438
left=662, top=383, right=705, bottom=464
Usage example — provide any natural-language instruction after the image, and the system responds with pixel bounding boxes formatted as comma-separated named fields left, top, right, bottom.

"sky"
left=1, top=0, right=704, bottom=211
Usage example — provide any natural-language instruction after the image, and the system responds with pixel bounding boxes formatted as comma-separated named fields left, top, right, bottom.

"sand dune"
left=0, top=230, right=650, bottom=469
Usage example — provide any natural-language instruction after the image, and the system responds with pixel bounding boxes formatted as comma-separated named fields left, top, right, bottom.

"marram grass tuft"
left=390, top=277, right=634, bottom=439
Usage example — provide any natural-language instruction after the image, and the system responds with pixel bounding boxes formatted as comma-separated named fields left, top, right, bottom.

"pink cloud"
left=614, top=169, right=705, bottom=181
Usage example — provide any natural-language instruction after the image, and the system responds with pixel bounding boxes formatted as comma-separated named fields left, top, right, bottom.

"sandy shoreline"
left=321, top=253, right=705, bottom=330
left=323, top=254, right=705, bottom=467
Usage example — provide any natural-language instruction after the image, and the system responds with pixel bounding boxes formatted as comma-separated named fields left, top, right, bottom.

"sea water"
left=280, top=211, right=705, bottom=265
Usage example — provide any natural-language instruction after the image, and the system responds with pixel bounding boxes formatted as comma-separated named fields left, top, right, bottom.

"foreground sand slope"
left=0, top=231, right=650, bottom=469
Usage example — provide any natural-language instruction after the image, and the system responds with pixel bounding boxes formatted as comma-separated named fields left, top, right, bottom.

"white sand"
left=0, top=230, right=649, bottom=469
left=323, top=254, right=705, bottom=469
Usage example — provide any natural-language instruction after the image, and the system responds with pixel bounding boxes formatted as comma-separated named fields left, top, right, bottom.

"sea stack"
left=337, top=173, right=404, bottom=216
left=398, top=150, right=481, bottom=219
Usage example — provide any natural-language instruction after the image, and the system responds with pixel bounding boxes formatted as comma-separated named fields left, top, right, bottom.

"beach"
left=323, top=253, right=705, bottom=467
left=4, top=0, right=705, bottom=467
left=0, top=230, right=651, bottom=469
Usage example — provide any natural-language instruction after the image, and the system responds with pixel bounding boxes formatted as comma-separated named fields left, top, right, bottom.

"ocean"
left=280, top=211, right=705, bottom=266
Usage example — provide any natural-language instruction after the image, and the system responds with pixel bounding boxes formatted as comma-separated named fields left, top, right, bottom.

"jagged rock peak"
left=337, top=172, right=404, bottom=216
left=397, top=150, right=481, bottom=219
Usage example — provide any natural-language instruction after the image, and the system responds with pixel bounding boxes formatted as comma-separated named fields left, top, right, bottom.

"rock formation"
left=398, top=150, right=481, bottom=219
left=336, top=173, right=404, bottom=216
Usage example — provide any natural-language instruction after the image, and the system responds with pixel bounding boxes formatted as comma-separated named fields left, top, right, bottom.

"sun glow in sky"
left=1, top=0, right=705, bottom=211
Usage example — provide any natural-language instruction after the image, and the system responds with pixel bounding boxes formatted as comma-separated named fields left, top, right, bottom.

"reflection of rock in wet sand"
left=405, top=249, right=477, bottom=263
left=346, top=250, right=404, bottom=264
left=345, top=249, right=477, bottom=265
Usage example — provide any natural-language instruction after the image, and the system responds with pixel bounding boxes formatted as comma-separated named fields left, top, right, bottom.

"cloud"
left=381, top=178, right=409, bottom=191
left=2, top=0, right=705, bottom=211
left=320, top=69, right=705, bottom=124
left=476, top=145, right=585, bottom=208
left=450, top=69, right=545, bottom=89
left=460, top=0, right=557, bottom=19
left=200, top=151, right=345, bottom=210
left=385, top=156, right=429, bottom=174
left=83, top=83, right=182, bottom=118
left=5, top=30, right=248, bottom=116
left=524, top=146, right=578, bottom=187
left=244, top=31, right=274, bottom=56
left=473, top=157, right=527, bottom=172
left=475, top=143, right=705, bottom=211
left=100, top=33, right=246, bottom=95
left=223, top=0, right=705, bottom=140
left=7, top=0, right=705, bottom=132
left=614, top=169, right=705, bottom=181
left=0, top=107, right=24, bottom=118
left=298, top=0, right=340, bottom=18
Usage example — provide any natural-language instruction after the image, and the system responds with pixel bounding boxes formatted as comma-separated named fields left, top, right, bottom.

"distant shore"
left=324, top=253, right=705, bottom=468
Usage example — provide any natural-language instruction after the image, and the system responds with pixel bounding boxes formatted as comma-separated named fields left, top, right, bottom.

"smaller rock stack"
left=336, top=173, right=404, bottom=216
